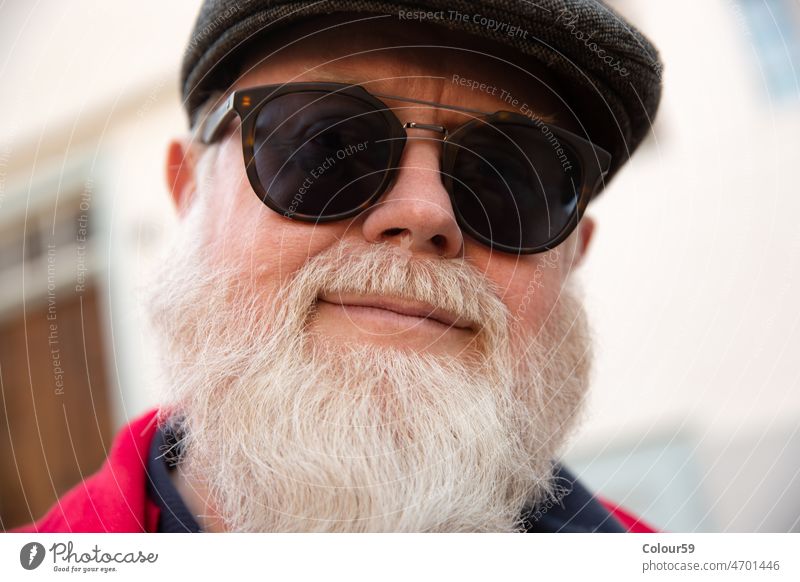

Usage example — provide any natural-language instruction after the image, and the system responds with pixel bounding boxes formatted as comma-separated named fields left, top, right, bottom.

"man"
left=16, top=0, right=662, bottom=533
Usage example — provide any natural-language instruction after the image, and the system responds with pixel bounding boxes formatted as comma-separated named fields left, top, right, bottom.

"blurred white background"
left=0, top=0, right=798, bottom=532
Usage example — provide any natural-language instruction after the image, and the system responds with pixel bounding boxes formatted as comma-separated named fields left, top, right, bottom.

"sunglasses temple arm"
left=199, top=94, right=237, bottom=144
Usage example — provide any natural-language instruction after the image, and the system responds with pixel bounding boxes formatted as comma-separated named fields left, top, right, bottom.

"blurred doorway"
left=0, top=181, right=113, bottom=530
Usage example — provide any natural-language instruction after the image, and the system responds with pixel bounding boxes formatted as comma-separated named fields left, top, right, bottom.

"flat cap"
left=181, top=0, right=663, bottom=186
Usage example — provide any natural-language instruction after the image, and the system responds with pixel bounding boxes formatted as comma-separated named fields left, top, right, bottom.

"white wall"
left=566, top=0, right=800, bottom=532
left=0, top=0, right=200, bottom=429
left=1, top=0, right=798, bottom=532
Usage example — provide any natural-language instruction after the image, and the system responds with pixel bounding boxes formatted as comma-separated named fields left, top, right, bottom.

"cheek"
left=198, top=141, right=348, bottom=291
left=469, top=244, right=568, bottom=332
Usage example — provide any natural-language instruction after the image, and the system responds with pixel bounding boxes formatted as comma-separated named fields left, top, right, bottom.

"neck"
left=169, top=465, right=227, bottom=532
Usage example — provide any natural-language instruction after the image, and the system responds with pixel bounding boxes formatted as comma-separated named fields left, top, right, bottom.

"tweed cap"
left=181, top=0, right=663, bottom=187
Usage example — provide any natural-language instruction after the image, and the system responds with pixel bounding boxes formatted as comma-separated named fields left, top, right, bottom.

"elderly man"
left=17, top=0, right=662, bottom=533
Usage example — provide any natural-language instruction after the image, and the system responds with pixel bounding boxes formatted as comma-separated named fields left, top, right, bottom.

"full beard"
left=144, top=228, right=592, bottom=532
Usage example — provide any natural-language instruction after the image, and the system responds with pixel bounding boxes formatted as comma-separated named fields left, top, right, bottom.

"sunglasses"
left=199, top=82, right=611, bottom=254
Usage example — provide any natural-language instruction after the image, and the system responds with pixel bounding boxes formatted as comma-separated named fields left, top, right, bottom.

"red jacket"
left=11, top=410, right=655, bottom=533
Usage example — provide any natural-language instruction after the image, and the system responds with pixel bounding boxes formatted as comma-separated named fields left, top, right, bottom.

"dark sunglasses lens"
left=449, top=122, right=581, bottom=251
left=252, top=91, right=395, bottom=218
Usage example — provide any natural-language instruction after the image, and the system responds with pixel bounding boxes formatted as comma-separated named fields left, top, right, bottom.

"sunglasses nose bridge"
left=401, top=121, right=450, bottom=175
left=403, top=121, right=448, bottom=138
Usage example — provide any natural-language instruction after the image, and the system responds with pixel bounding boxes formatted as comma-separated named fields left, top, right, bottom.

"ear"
left=165, top=137, right=199, bottom=218
left=572, top=214, right=596, bottom=269
left=565, top=215, right=595, bottom=270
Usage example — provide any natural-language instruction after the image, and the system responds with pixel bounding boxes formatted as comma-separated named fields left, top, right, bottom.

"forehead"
left=231, top=15, right=575, bottom=127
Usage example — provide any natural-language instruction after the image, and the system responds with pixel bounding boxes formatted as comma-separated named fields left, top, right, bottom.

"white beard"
left=144, top=224, right=592, bottom=532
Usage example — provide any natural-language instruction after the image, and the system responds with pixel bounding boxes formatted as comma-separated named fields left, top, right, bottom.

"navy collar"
left=146, top=424, right=201, bottom=533
left=520, top=465, right=626, bottom=532
left=146, top=426, right=624, bottom=533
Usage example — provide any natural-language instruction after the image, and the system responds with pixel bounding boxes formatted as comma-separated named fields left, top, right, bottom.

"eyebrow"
left=299, top=68, right=558, bottom=123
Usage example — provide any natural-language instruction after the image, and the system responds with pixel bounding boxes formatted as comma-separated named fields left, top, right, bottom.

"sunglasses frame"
left=199, top=82, right=612, bottom=254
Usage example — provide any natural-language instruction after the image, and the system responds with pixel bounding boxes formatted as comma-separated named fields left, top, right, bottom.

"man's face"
left=153, top=17, right=595, bottom=532
left=171, top=17, right=593, bottom=358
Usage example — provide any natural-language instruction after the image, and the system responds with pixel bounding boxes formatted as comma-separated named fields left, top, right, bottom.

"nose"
left=361, top=134, right=464, bottom=258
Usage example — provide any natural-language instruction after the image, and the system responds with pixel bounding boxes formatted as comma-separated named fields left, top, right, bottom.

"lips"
left=316, top=292, right=474, bottom=331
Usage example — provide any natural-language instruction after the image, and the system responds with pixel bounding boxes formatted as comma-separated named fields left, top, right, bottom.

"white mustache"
left=269, top=240, right=511, bottom=352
